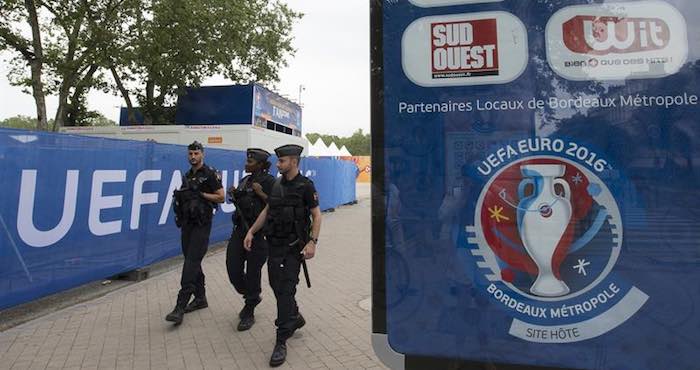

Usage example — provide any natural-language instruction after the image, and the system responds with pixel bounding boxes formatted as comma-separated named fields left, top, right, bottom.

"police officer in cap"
left=226, top=148, right=275, bottom=331
left=244, top=144, right=322, bottom=367
left=166, top=141, right=224, bottom=325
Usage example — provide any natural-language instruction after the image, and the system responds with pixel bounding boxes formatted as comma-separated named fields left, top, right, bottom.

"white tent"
left=339, top=145, right=352, bottom=156
left=308, top=138, right=328, bottom=156
left=328, top=142, right=342, bottom=156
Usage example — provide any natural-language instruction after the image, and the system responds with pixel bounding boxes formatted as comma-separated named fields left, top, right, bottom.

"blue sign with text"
left=253, top=85, right=302, bottom=132
left=0, top=129, right=355, bottom=310
left=377, top=1, right=700, bottom=369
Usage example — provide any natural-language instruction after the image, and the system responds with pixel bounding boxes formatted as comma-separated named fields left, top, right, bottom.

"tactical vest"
left=233, top=175, right=265, bottom=224
left=265, top=177, right=310, bottom=240
left=180, top=174, right=214, bottom=224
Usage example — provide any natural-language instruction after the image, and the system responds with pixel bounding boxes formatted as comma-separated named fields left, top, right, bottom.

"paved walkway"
left=0, top=184, right=386, bottom=370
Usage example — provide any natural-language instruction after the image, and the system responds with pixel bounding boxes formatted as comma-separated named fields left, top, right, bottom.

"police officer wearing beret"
left=226, top=148, right=275, bottom=331
left=244, top=144, right=322, bottom=367
left=166, top=141, right=224, bottom=325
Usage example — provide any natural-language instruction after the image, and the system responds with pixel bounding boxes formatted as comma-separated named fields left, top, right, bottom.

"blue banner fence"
left=0, top=128, right=356, bottom=310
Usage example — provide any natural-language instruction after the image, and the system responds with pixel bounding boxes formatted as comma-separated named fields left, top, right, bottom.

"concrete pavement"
left=0, top=184, right=386, bottom=370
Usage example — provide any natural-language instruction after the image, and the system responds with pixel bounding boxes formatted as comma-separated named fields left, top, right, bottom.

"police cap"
left=188, top=141, right=204, bottom=151
left=274, top=144, right=303, bottom=158
left=247, top=148, right=271, bottom=162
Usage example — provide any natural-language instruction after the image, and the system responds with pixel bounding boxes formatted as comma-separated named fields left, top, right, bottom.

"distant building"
left=63, top=83, right=308, bottom=154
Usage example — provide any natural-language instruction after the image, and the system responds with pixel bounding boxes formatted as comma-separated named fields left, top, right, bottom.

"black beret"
left=247, top=148, right=271, bottom=162
left=274, top=144, right=304, bottom=158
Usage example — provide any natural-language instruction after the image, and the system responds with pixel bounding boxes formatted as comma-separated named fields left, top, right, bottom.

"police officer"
left=244, top=144, right=322, bottom=367
left=226, top=148, right=275, bottom=331
left=166, top=141, right=224, bottom=325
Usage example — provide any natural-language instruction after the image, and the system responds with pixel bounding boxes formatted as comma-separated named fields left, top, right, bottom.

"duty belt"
left=267, top=236, right=295, bottom=245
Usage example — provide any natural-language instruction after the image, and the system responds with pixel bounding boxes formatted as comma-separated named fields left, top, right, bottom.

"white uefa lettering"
left=130, top=170, right=161, bottom=230
left=89, top=170, right=127, bottom=236
left=17, top=170, right=79, bottom=248
left=158, top=170, right=182, bottom=225
left=16, top=167, right=241, bottom=247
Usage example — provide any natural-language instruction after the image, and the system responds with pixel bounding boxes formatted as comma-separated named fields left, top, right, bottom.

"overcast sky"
left=0, top=0, right=369, bottom=137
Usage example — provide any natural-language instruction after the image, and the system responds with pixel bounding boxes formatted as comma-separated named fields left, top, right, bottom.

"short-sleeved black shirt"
left=280, top=173, right=319, bottom=210
left=184, top=164, right=223, bottom=195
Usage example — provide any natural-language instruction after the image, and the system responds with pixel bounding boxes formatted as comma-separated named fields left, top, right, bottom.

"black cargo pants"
left=176, top=221, right=212, bottom=307
left=226, top=225, right=269, bottom=306
left=267, top=237, right=302, bottom=342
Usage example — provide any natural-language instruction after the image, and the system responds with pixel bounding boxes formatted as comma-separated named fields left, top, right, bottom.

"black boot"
left=237, top=315, right=255, bottom=331
left=238, top=297, right=261, bottom=318
left=295, top=313, right=306, bottom=330
left=269, top=341, right=287, bottom=367
left=237, top=302, right=257, bottom=331
left=184, top=297, right=208, bottom=313
left=165, top=306, right=185, bottom=325
left=291, top=312, right=305, bottom=335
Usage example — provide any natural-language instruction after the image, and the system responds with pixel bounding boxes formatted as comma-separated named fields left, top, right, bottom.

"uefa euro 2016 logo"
left=466, top=139, right=648, bottom=343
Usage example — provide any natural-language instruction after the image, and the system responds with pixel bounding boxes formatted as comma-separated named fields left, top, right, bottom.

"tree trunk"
left=110, top=66, right=137, bottom=125
left=24, top=0, right=48, bottom=131
left=67, top=64, right=98, bottom=126
left=144, top=79, right=155, bottom=125
left=53, top=82, right=72, bottom=130
left=53, top=15, right=86, bottom=131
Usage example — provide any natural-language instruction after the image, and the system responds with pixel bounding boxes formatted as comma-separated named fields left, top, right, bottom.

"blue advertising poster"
left=253, top=84, right=303, bottom=133
left=372, top=1, right=700, bottom=369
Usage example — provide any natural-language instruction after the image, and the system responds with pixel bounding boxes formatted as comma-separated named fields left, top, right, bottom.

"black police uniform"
left=266, top=167, right=318, bottom=343
left=176, top=163, right=222, bottom=309
left=226, top=154, right=275, bottom=322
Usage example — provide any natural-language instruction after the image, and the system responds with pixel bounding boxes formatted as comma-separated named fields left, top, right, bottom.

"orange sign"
left=207, top=136, right=223, bottom=144
left=341, top=156, right=371, bottom=183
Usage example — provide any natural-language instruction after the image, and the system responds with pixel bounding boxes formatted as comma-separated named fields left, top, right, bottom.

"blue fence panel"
left=0, top=128, right=356, bottom=309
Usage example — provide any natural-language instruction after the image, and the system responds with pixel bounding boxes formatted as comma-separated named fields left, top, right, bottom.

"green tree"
left=109, top=0, right=301, bottom=125
left=1, top=0, right=301, bottom=129
left=306, top=129, right=371, bottom=156
left=0, top=115, right=56, bottom=130
left=0, top=0, right=49, bottom=130
left=344, top=129, right=371, bottom=156
left=77, top=111, right=116, bottom=126
left=2, top=0, right=127, bottom=130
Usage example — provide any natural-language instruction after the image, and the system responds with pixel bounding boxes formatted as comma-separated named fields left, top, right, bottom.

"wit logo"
left=546, top=1, right=688, bottom=81
left=564, top=16, right=669, bottom=55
